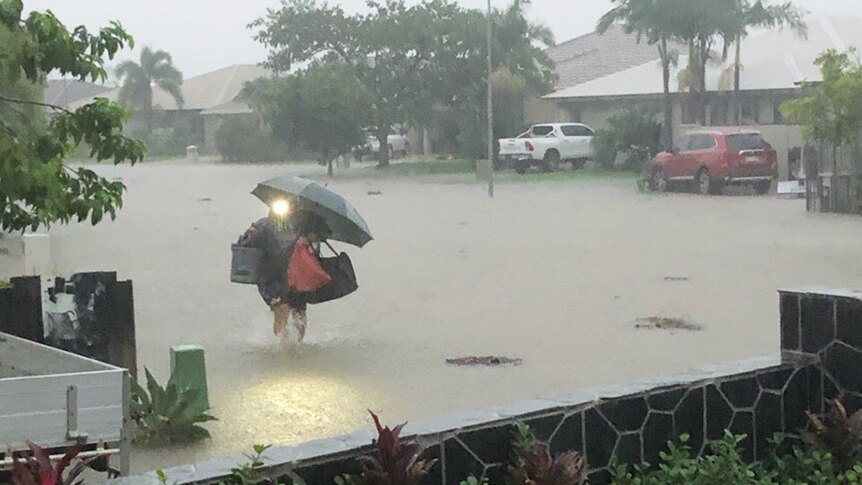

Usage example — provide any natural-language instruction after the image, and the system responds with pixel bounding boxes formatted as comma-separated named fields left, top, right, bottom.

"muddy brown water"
left=39, top=162, right=862, bottom=472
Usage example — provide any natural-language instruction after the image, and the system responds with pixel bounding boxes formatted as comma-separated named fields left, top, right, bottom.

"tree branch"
left=0, top=95, right=73, bottom=115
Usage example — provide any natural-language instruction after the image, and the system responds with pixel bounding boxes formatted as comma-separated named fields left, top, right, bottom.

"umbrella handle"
left=324, top=241, right=338, bottom=256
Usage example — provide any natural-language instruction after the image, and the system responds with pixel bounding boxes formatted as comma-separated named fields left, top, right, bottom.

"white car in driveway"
left=497, top=123, right=595, bottom=173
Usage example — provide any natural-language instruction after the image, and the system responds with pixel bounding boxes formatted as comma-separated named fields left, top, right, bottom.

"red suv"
left=650, top=130, right=778, bottom=195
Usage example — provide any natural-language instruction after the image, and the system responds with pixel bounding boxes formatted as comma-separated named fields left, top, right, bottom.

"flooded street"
left=46, top=162, right=862, bottom=473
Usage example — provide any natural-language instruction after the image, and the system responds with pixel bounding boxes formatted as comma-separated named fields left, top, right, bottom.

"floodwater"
left=44, top=161, right=862, bottom=473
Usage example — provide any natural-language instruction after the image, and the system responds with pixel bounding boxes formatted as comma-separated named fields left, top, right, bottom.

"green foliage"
left=251, top=0, right=556, bottom=165
left=491, top=67, right=527, bottom=140
left=507, top=422, right=585, bottom=485
left=0, top=278, right=11, bottom=289
left=242, top=63, right=370, bottom=173
left=782, top=49, right=862, bottom=147
left=609, top=430, right=862, bottom=485
left=130, top=368, right=217, bottom=447
left=460, top=476, right=490, bottom=485
left=144, top=127, right=185, bottom=158
left=0, top=0, right=144, bottom=232
left=592, top=104, right=662, bottom=171
left=215, top=117, right=287, bottom=163
left=220, top=444, right=272, bottom=485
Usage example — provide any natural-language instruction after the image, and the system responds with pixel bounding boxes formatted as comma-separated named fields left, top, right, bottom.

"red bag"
left=287, top=238, right=332, bottom=292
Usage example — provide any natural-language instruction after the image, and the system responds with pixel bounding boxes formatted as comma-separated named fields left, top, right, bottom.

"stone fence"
left=121, top=287, right=862, bottom=485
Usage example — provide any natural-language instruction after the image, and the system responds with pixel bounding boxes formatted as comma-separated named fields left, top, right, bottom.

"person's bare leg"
left=273, top=304, right=290, bottom=335
left=293, top=309, right=307, bottom=341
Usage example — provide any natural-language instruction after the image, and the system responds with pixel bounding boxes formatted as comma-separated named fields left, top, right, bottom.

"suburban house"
left=71, top=64, right=270, bottom=154
left=533, top=16, right=862, bottom=180
left=43, top=79, right=110, bottom=109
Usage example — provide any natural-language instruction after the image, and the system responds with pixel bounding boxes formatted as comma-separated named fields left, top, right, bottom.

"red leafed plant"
left=508, top=423, right=585, bottom=485
left=11, top=441, right=95, bottom=485
left=353, top=411, right=437, bottom=485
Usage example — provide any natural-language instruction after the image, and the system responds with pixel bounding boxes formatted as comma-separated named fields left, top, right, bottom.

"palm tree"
left=116, top=47, right=184, bottom=134
left=724, top=1, right=806, bottom=124
left=493, top=0, right=556, bottom=93
left=598, top=0, right=685, bottom=149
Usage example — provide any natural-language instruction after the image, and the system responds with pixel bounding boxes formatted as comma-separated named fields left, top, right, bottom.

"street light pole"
left=486, top=0, right=494, bottom=198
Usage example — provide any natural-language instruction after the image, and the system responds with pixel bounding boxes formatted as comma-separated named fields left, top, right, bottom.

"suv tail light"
left=525, top=141, right=535, bottom=152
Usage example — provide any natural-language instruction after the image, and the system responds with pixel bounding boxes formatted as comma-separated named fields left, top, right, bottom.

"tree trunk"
left=697, top=40, right=709, bottom=126
left=144, top=88, right=153, bottom=135
left=733, top=35, right=742, bottom=125
left=660, top=40, right=673, bottom=150
left=376, top=127, right=390, bottom=168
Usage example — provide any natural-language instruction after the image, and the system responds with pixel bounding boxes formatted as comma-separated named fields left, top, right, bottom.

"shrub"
left=508, top=423, right=584, bottom=485
left=216, top=117, right=288, bottom=163
left=145, top=127, right=187, bottom=158
left=592, top=104, right=662, bottom=171
left=130, top=368, right=217, bottom=447
left=610, top=430, right=862, bottom=485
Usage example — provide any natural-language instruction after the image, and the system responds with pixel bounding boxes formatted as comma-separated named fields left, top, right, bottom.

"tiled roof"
left=43, top=80, right=110, bottom=108
left=546, top=24, right=676, bottom=90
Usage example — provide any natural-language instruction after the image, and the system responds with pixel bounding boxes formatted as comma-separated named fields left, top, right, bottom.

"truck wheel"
left=696, top=168, right=712, bottom=195
left=571, top=158, right=587, bottom=170
left=754, top=180, right=771, bottom=195
left=543, top=151, right=561, bottom=172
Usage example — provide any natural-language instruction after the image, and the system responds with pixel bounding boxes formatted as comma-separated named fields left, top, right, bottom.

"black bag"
left=304, top=244, right=359, bottom=305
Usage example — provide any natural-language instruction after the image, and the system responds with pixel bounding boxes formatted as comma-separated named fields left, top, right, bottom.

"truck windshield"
left=726, top=134, right=766, bottom=152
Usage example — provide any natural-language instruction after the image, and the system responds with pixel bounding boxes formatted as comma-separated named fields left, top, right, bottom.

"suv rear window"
left=531, top=126, right=554, bottom=136
left=726, top=133, right=766, bottom=152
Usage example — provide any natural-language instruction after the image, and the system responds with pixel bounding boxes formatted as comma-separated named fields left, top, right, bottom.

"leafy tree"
left=251, top=0, right=556, bottom=164
left=598, top=0, right=687, bottom=149
left=0, top=0, right=145, bottom=233
left=723, top=1, right=806, bottom=124
left=116, top=46, right=184, bottom=134
left=243, top=63, right=370, bottom=175
left=251, top=0, right=432, bottom=168
left=781, top=48, right=862, bottom=181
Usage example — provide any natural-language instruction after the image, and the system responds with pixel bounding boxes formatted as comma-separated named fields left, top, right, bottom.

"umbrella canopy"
left=252, top=176, right=373, bottom=247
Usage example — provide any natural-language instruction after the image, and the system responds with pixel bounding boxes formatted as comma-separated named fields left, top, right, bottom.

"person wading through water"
left=239, top=209, right=333, bottom=341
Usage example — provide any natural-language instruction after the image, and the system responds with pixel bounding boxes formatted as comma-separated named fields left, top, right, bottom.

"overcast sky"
left=27, top=0, right=862, bottom=80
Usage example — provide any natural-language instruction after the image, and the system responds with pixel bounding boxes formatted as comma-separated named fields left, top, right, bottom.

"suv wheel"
left=696, top=168, right=712, bottom=195
left=650, top=166, right=668, bottom=191
left=754, top=180, right=771, bottom=195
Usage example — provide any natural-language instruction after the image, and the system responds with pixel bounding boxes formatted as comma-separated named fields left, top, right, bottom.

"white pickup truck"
left=498, top=123, right=595, bottom=173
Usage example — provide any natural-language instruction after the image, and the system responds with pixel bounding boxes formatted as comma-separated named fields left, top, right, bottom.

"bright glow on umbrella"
left=271, top=199, right=290, bottom=216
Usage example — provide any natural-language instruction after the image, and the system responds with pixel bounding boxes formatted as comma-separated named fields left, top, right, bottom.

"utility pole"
left=486, top=0, right=494, bottom=198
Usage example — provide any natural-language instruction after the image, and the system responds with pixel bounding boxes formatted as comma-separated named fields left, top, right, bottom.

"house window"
left=740, top=100, right=760, bottom=124
left=709, top=99, right=729, bottom=126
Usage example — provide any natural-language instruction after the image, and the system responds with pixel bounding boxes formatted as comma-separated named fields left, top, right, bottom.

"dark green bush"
left=592, top=104, right=662, bottom=171
left=215, top=117, right=289, bottom=163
